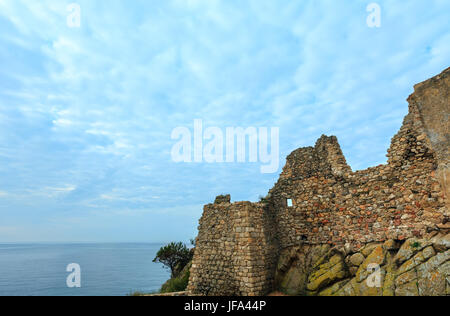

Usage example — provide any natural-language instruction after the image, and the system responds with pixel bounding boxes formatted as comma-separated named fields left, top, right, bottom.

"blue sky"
left=0, top=0, right=449, bottom=242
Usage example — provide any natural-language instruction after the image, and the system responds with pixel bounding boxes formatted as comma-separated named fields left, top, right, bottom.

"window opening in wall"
left=287, top=199, right=293, bottom=207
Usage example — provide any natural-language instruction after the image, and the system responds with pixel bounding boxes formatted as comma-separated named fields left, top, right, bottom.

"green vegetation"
left=410, top=241, right=421, bottom=249
left=153, top=241, right=193, bottom=278
left=150, top=241, right=194, bottom=294
left=160, top=264, right=191, bottom=293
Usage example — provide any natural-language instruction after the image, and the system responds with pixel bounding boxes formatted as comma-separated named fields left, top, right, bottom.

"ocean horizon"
left=0, top=242, right=170, bottom=296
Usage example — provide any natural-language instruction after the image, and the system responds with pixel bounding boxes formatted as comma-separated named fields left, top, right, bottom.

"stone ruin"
left=187, top=67, right=449, bottom=296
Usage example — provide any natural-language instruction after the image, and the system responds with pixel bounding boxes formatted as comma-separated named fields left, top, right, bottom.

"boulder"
left=356, top=245, right=386, bottom=282
left=361, top=243, right=382, bottom=257
left=395, top=280, right=419, bottom=296
left=430, top=233, right=450, bottom=252
left=307, top=254, right=348, bottom=293
left=349, top=253, right=365, bottom=266
left=394, top=238, right=431, bottom=265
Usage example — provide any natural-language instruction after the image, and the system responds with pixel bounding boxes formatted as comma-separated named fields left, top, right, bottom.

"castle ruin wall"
left=188, top=67, right=449, bottom=296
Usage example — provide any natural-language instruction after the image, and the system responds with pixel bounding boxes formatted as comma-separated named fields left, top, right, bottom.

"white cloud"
left=0, top=190, right=9, bottom=197
left=0, top=0, right=448, bottom=241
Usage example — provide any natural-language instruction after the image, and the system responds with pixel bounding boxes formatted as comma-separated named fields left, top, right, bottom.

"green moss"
left=410, top=241, right=421, bottom=249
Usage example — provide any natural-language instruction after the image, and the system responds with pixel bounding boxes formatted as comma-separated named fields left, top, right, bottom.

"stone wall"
left=187, top=201, right=279, bottom=295
left=407, top=70, right=450, bottom=211
left=188, top=67, right=449, bottom=296
left=269, top=120, right=445, bottom=248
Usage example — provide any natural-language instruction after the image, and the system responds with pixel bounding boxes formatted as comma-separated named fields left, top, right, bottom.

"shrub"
left=153, top=242, right=193, bottom=278
left=160, top=268, right=190, bottom=293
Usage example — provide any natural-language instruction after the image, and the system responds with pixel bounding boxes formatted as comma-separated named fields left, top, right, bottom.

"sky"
left=0, top=0, right=449, bottom=243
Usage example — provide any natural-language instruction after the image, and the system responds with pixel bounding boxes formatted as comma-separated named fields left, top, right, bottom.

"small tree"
left=153, top=242, right=192, bottom=278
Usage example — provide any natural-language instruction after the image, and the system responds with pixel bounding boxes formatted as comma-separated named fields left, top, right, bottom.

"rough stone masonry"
left=187, top=67, right=449, bottom=296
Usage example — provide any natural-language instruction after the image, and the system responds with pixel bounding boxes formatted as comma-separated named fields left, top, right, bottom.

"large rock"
left=395, top=280, right=419, bottom=296
left=361, top=243, right=382, bottom=257
left=334, top=278, right=360, bottom=296
left=430, top=233, right=450, bottom=252
left=356, top=245, right=386, bottom=282
left=275, top=240, right=449, bottom=296
left=416, top=250, right=450, bottom=296
left=394, top=238, right=431, bottom=265
left=278, top=264, right=308, bottom=296
left=274, top=245, right=330, bottom=295
left=307, top=254, right=348, bottom=293
left=349, top=253, right=365, bottom=266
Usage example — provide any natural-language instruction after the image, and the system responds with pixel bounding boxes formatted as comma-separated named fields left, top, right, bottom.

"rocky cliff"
left=276, top=234, right=449, bottom=296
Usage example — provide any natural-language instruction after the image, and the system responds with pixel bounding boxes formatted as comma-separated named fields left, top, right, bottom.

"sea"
left=0, top=243, right=170, bottom=296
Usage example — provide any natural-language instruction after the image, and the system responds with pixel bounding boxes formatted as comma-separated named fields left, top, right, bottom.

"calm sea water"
left=0, top=243, right=170, bottom=296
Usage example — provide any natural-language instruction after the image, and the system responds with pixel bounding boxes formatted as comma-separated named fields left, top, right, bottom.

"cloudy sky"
left=0, top=0, right=448, bottom=242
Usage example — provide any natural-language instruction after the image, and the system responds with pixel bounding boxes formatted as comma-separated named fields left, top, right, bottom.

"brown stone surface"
left=408, top=68, right=449, bottom=211
left=187, top=202, right=279, bottom=296
left=275, top=235, right=449, bottom=296
left=187, top=68, right=449, bottom=296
